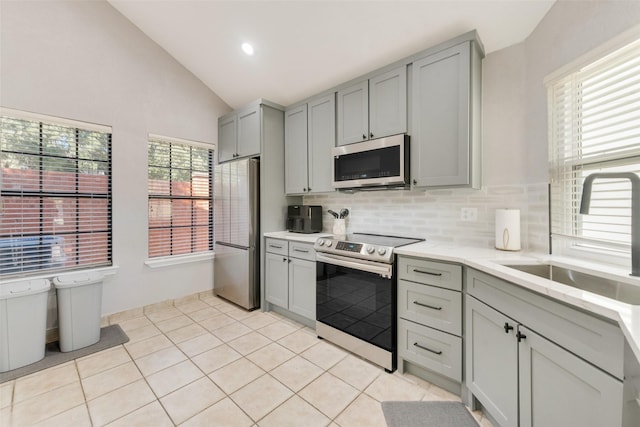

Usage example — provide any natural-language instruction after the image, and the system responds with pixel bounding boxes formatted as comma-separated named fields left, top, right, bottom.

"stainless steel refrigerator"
left=214, top=158, right=259, bottom=310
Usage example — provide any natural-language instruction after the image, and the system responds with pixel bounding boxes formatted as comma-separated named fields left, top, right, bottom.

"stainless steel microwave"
left=332, top=134, right=409, bottom=189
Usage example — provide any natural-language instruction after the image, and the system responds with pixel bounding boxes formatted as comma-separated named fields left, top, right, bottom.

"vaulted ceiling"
left=109, top=0, right=555, bottom=110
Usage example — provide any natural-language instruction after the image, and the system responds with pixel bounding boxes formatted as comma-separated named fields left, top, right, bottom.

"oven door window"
left=316, top=261, right=395, bottom=352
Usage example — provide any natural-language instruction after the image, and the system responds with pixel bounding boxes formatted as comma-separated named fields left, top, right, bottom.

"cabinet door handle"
left=270, top=244, right=283, bottom=249
left=362, top=134, right=367, bottom=139
left=413, top=179, right=417, bottom=185
left=413, top=301, right=442, bottom=311
left=413, top=269, right=442, bottom=277
left=294, top=249, right=309, bottom=253
left=370, top=132, right=374, bottom=138
left=307, top=187, right=311, bottom=191
left=413, top=342, right=442, bottom=355
left=504, top=322, right=514, bottom=333
left=517, top=331, right=527, bottom=342
left=282, top=257, right=287, bottom=262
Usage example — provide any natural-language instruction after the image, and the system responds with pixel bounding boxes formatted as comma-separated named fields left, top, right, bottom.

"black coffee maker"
left=286, top=205, right=322, bottom=233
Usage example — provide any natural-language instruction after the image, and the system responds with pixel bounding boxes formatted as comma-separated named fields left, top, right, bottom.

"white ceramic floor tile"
left=165, top=323, right=207, bottom=344
left=145, top=307, right=183, bottom=323
left=87, top=379, right=155, bottom=426
left=241, top=312, right=279, bottom=330
left=175, top=300, right=210, bottom=314
left=333, top=393, right=387, bottom=427
left=145, top=359, right=204, bottom=397
left=199, top=313, right=237, bottom=331
left=257, top=395, right=330, bottom=427
left=134, top=346, right=187, bottom=377
left=226, top=308, right=255, bottom=321
left=154, top=314, right=194, bottom=333
left=227, top=331, right=272, bottom=355
left=76, top=346, right=131, bottom=379
left=329, top=354, right=382, bottom=391
left=230, top=374, right=293, bottom=422
left=160, top=377, right=225, bottom=425
left=105, top=401, right=173, bottom=427
left=191, top=344, right=242, bottom=374
left=181, top=397, right=253, bottom=427
left=246, top=342, right=296, bottom=371
left=277, top=329, right=318, bottom=353
left=109, top=308, right=144, bottom=325
left=213, top=322, right=253, bottom=342
left=125, top=333, right=173, bottom=360
left=116, top=316, right=152, bottom=332
left=298, top=373, right=359, bottom=419
left=270, top=356, right=324, bottom=392
left=177, top=332, right=223, bottom=358
left=300, top=340, right=348, bottom=370
left=33, top=403, right=91, bottom=427
left=81, top=361, right=142, bottom=401
left=256, top=320, right=299, bottom=341
left=11, top=381, right=85, bottom=426
left=123, top=324, right=162, bottom=343
left=0, top=381, right=14, bottom=409
left=187, top=306, right=221, bottom=322
left=364, top=373, right=426, bottom=402
left=13, top=362, right=78, bottom=404
left=209, top=358, right=265, bottom=394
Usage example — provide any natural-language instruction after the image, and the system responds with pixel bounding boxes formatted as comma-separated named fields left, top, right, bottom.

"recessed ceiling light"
left=241, top=43, right=254, bottom=56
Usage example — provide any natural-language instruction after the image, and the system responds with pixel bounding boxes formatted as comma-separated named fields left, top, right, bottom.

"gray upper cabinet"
left=285, top=94, right=335, bottom=195
left=337, top=66, right=407, bottom=146
left=218, top=103, right=261, bottom=163
left=411, top=41, right=481, bottom=188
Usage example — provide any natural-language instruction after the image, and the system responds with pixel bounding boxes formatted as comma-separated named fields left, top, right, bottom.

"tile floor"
left=0, top=294, right=493, bottom=426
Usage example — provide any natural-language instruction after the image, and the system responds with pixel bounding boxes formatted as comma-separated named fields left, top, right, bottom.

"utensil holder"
left=333, top=218, right=346, bottom=235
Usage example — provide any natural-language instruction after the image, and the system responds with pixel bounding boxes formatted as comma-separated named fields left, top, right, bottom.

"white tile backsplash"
left=303, top=183, right=549, bottom=252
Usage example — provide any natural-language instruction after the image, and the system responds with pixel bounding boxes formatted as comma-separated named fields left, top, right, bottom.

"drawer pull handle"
left=294, top=249, right=309, bottom=253
left=413, top=342, right=442, bottom=355
left=270, top=244, right=283, bottom=249
left=413, top=301, right=442, bottom=311
left=413, top=269, right=442, bottom=277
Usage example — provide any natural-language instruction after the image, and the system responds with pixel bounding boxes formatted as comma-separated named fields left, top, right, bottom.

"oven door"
left=316, top=253, right=396, bottom=353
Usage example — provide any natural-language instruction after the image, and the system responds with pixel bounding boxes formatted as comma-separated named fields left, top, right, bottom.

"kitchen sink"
left=504, top=264, right=640, bottom=305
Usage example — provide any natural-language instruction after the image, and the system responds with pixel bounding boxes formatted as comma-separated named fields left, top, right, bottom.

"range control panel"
left=314, top=238, right=392, bottom=263
left=335, top=242, right=363, bottom=252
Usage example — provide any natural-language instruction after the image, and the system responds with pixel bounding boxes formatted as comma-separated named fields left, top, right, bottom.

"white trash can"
left=53, top=272, right=104, bottom=352
left=0, top=278, right=50, bottom=372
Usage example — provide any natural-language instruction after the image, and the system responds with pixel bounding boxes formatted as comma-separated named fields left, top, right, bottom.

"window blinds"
left=0, top=113, right=112, bottom=277
left=148, top=136, right=213, bottom=258
left=548, top=38, right=640, bottom=257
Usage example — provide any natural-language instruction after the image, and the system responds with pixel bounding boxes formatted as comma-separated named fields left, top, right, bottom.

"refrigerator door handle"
left=215, top=241, right=251, bottom=251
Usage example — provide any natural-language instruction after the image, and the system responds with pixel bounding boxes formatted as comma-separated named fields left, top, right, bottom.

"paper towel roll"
left=495, top=209, right=521, bottom=251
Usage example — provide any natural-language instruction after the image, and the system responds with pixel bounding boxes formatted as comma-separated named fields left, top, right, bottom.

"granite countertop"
left=395, top=241, right=640, bottom=365
left=263, top=231, right=332, bottom=244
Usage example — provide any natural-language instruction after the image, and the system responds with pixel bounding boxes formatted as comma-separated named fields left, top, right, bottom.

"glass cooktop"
left=340, top=233, right=424, bottom=248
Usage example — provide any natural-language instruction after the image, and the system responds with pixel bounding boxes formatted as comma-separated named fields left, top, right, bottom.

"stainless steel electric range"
left=314, top=233, right=424, bottom=372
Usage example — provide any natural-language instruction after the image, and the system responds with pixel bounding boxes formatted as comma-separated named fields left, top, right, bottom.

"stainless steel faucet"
left=579, top=172, right=640, bottom=276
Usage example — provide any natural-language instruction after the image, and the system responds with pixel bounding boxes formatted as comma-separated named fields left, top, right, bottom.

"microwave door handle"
left=316, top=253, right=392, bottom=278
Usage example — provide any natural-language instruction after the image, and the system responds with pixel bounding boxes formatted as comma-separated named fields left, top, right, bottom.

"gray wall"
left=0, top=0, right=231, bottom=317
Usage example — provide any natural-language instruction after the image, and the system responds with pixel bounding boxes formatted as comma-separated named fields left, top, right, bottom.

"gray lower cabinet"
left=466, top=268, right=624, bottom=427
left=337, top=66, right=407, bottom=146
left=411, top=40, right=481, bottom=188
left=397, top=256, right=463, bottom=392
left=265, top=238, right=316, bottom=321
left=284, top=94, right=335, bottom=195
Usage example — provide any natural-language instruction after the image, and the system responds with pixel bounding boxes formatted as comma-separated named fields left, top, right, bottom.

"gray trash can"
left=0, top=278, right=50, bottom=372
left=53, top=272, right=104, bottom=352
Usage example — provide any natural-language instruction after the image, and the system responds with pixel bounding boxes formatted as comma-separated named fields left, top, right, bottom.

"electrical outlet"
left=460, top=207, right=478, bottom=222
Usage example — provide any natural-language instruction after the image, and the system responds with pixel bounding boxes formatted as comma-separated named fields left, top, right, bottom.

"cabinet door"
left=284, top=104, right=308, bottom=194
left=465, top=296, right=518, bottom=427
left=369, top=66, right=407, bottom=139
left=518, top=326, right=623, bottom=427
left=337, top=80, right=368, bottom=146
left=237, top=104, right=261, bottom=158
left=307, top=93, right=335, bottom=193
left=265, top=252, right=288, bottom=308
left=288, top=258, right=316, bottom=320
left=218, top=114, right=237, bottom=163
left=412, top=42, right=470, bottom=187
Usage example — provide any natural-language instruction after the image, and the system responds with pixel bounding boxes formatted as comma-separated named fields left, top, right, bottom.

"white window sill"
left=0, top=265, right=119, bottom=286
left=144, top=252, right=215, bottom=269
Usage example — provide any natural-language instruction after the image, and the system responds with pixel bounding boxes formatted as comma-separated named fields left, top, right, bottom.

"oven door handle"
left=316, top=253, right=393, bottom=278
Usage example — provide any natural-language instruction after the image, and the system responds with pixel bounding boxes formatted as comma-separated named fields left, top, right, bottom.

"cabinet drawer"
left=398, top=280, right=461, bottom=335
left=265, top=238, right=288, bottom=256
left=398, top=257, right=462, bottom=291
left=466, top=268, right=624, bottom=380
left=398, top=318, right=462, bottom=382
left=288, top=242, right=316, bottom=261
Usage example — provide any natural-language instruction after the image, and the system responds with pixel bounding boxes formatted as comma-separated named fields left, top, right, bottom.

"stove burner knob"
left=318, top=239, right=325, bottom=246
left=366, top=246, right=375, bottom=254
left=326, top=240, right=333, bottom=247
left=377, top=247, right=387, bottom=256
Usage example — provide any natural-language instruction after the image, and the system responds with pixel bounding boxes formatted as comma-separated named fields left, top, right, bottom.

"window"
left=148, top=135, right=213, bottom=258
left=0, top=109, right=112, bottom=277
left=548, top=37, right=640, bottom=263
